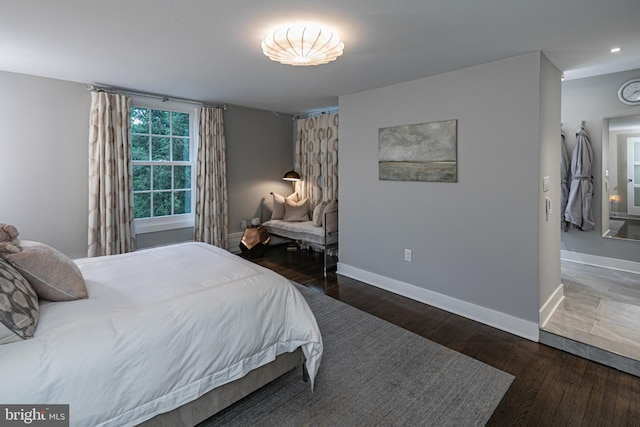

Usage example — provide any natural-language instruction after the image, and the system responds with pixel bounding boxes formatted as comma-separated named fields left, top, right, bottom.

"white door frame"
left=627, top=137, right=640, bottom=216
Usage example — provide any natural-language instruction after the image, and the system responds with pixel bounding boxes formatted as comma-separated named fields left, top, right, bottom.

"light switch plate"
left=543, top=176, right=550, bottom=192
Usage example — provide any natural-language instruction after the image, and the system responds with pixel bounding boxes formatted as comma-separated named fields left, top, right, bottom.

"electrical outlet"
left=241, top=220, right=247, bottom=228
left=404, top=249, right=412, bottom=262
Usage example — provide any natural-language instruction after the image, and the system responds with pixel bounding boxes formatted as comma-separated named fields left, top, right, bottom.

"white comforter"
left=0, top=242, right=323, bottom=427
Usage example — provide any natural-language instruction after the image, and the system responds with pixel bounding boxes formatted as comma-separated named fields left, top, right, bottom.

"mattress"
left=0, top=242, right=323, bottom=427
left=263, top=220, right=338, bottom=246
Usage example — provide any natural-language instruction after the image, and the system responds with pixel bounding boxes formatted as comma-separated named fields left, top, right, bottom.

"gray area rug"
left=201, top=283, right=514, bottom=426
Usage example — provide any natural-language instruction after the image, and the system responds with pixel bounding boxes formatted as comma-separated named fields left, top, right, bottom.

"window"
left=130, top=99, right=197, bottom=234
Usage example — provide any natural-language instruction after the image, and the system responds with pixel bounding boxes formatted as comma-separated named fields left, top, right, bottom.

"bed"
left=0, top=242, right=323, bottom=427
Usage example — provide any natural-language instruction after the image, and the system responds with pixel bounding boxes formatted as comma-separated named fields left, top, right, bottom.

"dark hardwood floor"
left=249, top=245, right=640, bottom=426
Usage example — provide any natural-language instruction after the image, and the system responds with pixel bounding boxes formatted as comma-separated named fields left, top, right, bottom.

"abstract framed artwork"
left=378, top=119, right=457, bottom=182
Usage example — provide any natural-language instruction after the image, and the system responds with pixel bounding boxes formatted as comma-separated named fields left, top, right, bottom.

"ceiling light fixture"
left=262, top=23, right=344, bottom=66
left=611, top=47, right=622, bottom=53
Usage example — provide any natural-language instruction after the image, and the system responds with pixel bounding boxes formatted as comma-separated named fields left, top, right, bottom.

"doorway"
left=543, top=260, right=640, bottom=363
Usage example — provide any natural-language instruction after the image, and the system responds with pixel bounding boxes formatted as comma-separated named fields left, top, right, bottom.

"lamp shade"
left=283, top=170, right=301, bottom=181
left=262, top=24, right=344, bottom=66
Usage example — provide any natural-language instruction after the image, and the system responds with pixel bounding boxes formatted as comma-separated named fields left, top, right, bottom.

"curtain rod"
left=87, top=84, right=228, bottom=110
left=294, top=107, right=338, bottom=120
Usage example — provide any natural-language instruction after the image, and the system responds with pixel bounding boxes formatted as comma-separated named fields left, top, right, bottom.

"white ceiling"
left=2, top=0, right=639, bottom=114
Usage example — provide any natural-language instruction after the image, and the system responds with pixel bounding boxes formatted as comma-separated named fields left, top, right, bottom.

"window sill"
left=134, top=215, right=194, bottom=234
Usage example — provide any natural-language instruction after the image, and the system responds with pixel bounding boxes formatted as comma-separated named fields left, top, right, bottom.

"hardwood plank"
left=582, top=363, right=620, bottom=427
left=248, top=245, right=640, bottom=424
left=552, top=356, right=591, bottom=426
left=612, top=373, right=633, bottom=426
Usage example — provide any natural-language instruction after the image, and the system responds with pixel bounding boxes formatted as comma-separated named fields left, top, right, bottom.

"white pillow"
left=323, top=200, right=338, bottom=232
left=271, top=192, right=299, bottom=220
left=283, top=198, right=310, bottom=222
left=312, top=201, right=327, bottom=227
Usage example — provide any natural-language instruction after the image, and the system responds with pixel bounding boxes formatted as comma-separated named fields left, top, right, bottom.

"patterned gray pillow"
left=0, top=258, right=39, bottom=344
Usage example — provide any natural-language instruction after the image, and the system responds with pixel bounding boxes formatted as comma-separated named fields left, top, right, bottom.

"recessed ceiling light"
left=611, top=47, right=622, bottom=53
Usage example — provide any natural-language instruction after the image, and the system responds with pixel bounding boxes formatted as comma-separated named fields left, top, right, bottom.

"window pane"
left=151, top=137, right=170, bottom=161
left=131, top=106, right=195, bottom=225
left=132, top=165, right=151, bottom=191
left=174, top=190, right=191, bottom=214
left=173, top=137, right=190, bottom=161
left=151, top=110, right=170, bottom=135
left=131, top=135, right=150, bottom=161
left=153, top=192, right=172, bottom=217
left=153, top=165, right=172, bottom=190
left=172, top=112, right=190, bottom=137
left=174, top=165, right=191, bottom=189
left=131, top=108, right=149, bottom=134
left=134, top=192, right=151, bottom=219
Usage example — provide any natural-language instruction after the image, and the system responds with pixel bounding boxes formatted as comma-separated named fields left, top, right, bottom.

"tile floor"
left=543, top=260, right=640, bottom=361
left=610, top=218, right=640, bottom=240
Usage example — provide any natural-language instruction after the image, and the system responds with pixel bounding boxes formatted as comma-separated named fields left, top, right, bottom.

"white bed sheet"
left=0, top=242, right=322, bottom=427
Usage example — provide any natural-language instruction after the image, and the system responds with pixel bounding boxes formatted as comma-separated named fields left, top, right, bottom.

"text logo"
left=0, top=405, right=68, bottom=427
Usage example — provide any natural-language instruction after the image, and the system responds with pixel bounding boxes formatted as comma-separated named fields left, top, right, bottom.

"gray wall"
left=225, top=106, right=293, bottom=232
left=539, top=55, right=564, bottom=311
left=0, top=71, right=90, bottom=258
left=0, top=70, right=294, bottom=257
left=339, top=52, right=560, bottom=333
left=561, top=69, right=640, bottom=262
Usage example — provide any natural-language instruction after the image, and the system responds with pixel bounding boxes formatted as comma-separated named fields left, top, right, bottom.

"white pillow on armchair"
left=271, top=192, right=299, bottom=220
left=322, top=200, right=338, bottom=232
left=312, top=201, right=327, bottom=226
left=283, top=198, right=310, bottom=222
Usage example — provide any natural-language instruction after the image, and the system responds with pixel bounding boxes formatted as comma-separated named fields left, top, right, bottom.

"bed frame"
left=140, top=348, right=304, bottom=426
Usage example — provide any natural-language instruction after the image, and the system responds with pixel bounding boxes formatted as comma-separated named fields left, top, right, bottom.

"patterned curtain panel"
left=87, top=92, right=136, bottom=257
left=294, top=113, right=339, bottom=208
left=194, top=107, right=229, bottom=248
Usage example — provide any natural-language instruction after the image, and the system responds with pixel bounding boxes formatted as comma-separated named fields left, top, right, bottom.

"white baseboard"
left=539, top=283, right=564, bottom=328
left=561, top=250, right=640, bottom=274
left=337, top=262, right=540, bottom=342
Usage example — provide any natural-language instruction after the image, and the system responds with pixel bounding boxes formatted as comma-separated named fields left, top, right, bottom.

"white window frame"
left=130, top=96, right=199, bottom=234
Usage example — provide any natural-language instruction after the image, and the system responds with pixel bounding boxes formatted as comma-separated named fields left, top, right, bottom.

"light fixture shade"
left=283, top=170, right=301, bottom=181
left=262, top=24, right=344, bottom=66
